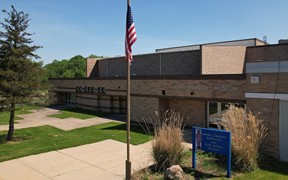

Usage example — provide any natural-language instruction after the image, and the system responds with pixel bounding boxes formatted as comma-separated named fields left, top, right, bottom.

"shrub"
left=141, top=110, right=187, bottom=172
left=221, top=105, right=268, bottom=172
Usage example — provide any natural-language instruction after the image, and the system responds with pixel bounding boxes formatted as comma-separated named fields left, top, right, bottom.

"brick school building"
left=49, top=38, right=288, bottom=162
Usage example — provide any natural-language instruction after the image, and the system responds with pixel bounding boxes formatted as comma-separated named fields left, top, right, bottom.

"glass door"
left=207, top=101, right=245, bottom=128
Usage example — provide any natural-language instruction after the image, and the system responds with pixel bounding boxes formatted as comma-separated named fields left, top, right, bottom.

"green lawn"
left=234, top=156, right=288, bottom=180
left=48, top=107, right=109, bottom=119
left=0, top=122, right=151, bottom=162
left=133, top=151, right=288, bottom=179
left=0, top=105, right=42, bottom=125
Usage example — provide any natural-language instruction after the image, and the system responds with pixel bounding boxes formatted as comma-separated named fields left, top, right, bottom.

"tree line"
left=44, top=54, right=102, bottom=79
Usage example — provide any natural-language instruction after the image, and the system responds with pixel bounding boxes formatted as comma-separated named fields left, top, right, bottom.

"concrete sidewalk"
left=0, top=107, right=154, bottom=179
left=0, top=107, right=118, bottom=131
left=0, top=139, right=153, bottom=180
left=0, top=107, right=192, bottom=179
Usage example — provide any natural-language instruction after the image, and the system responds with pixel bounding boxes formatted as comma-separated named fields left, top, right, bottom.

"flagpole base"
left=126, top=160, right=131, bottom=180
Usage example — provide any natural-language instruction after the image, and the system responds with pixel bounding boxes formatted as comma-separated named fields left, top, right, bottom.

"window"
left=65, top=93, right=76, bottom=105
left=207, top=101, right=245, bottom=128
left=209, top=102, right=218, bottom=118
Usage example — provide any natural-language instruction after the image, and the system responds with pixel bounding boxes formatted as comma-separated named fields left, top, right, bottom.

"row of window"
left=64, top=93, right=245, bottom=129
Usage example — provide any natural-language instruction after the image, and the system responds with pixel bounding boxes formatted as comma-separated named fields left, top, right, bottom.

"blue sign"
left=201, top=128, right=230, bottom=155
left=192, top=127, right=232, bottom=178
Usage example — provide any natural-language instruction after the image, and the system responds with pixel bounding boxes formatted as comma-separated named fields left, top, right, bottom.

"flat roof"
left=156, top=38, right=268, bottom=53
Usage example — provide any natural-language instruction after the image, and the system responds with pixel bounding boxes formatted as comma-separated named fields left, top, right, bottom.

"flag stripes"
left=125, top=4, right=137, bottom=62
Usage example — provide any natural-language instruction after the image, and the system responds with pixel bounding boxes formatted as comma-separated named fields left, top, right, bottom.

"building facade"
left=49, top=38, right=288, bottom=162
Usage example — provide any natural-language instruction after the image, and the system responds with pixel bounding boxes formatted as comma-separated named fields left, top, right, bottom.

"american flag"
left=125, top=3, right=137, bottom=62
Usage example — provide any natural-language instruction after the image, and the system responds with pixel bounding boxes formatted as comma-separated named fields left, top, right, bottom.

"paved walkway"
left=0, top=107, right=192, bottom=180
left=0, top=107, right=154, bottom=179
left=0, top=140, right=153, bottom=180
left=0, top=107, right=118, bottom=131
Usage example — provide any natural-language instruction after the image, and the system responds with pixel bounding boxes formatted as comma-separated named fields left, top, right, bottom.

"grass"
left=15, top=105, right=43, bottom=115
left=0, top=105, right=42, bottom=125
left=48, top=107, right=109, bottom=119
left=141, top=110, right=187, bottom=172
left=0, top=121, right=151, bottom=162
left=233, top=155, right=288, bottom=180
left=132, top=151, right=288, bottom=179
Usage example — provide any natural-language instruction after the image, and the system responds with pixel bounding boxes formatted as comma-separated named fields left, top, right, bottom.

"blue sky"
left=1, top=0, right=288, bottom=64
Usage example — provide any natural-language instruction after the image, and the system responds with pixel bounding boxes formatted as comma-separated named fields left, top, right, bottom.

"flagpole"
left=126, top=0, right=131, bottom=179
left=126, top=59, right=131, bottom=180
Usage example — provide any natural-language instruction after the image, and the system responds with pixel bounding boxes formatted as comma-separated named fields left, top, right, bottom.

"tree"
left=87, top=54, right=103, bottom=58
left=44, top=54, right=105, bottom=79
left=44, top=55, right=86, bottom=78
left=0, top=6, right=44, bottom=141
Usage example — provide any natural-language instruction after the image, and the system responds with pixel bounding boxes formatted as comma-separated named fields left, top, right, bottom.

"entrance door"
left=280, top=100, right=288, bottom=162
left=65, top=93, right=76, bottom=106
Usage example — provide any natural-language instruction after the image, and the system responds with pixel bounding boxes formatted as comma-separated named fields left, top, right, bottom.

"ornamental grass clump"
left=141, top=110, right=187, bottom=172
left=221, top=105, right=268, bottom=172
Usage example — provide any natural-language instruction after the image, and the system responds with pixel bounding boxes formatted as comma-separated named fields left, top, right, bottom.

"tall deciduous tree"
left=0, top=6, right=44, bottom=141
left=45, top=55, right=87, bottom=78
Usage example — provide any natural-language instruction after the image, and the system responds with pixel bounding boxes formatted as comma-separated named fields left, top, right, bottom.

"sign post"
left=192, top=127, right=232, bottom=178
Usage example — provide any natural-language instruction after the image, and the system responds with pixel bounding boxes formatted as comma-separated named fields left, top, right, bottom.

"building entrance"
left=207, top=101, right=245, bottom=128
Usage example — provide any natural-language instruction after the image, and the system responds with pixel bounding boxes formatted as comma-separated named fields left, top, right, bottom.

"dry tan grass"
left=152, top=125, right=184, bottom=171
left=141, top=110, right=187, bottom=172
left=221, top=105, right=269, bottom=171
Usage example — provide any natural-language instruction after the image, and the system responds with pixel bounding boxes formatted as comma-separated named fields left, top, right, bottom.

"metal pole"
left=126, top=62, right=131, bottom=180
left=126, top=0, right=131, bottom=179
left=126, top=66, right=131, bottom=180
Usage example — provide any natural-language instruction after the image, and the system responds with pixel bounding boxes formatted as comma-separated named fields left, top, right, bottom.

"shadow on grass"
left=142, top=164, right=226, bottom=180
left=258, top=155, right=288, bottom=176
left=64, top=108, right=110, bottom=117
left=199, top=153, right=288, bottom=177
left=48, top=105, right=127, bottom=121
left=100, top=123, right=148, bottom=135
left=0, top=134, right=33, bottom=144
left=182, top=166, right=225, bottom=179
left=0, top=134, right=6, bottom=144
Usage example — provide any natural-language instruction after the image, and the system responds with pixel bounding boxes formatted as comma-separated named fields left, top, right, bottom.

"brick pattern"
left=158, top=98, right=170, bottom=121
left=161, top=50, right=201, bottom=75
left=88, top=50, right=201, bottom=78
left=86, top=58, right=99, bottom=78
left=256, top=39, right=267, bottom=46
left=131, top=54, right=161, bottom=76
left=76, top=94, right=126, bottom=114
left=246, top=45, right=288, bottom=62
left=245, top=63, right=288, bottom=159
left=202, top=46, right=246, bottom=74
left=169, top=99, right=206, bottom=127
left=50, top=77, right=246, bottom=125
left=50, top=77, right=246, bottom=102
left=247, top=73, right=288, bottom=94
left=131, top=96, right=159, bottom=123
left=132, top=79, right=246, bottom=100
left=50, top=43, right=288, bottom=160
left=246, top=99, right=279, bottom=158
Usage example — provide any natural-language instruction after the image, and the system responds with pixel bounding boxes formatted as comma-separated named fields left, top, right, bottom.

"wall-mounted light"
left=251, top=76, right=259, bottom=84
